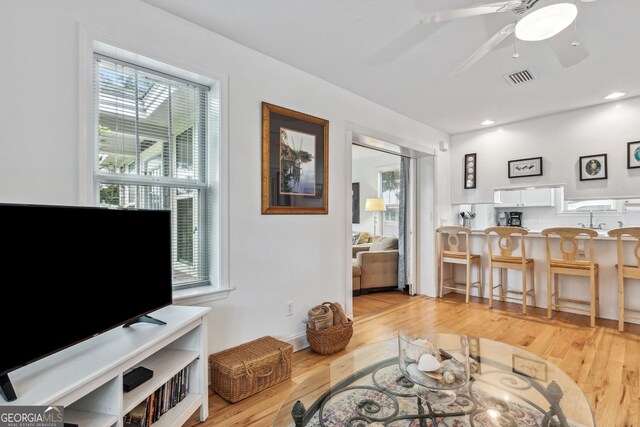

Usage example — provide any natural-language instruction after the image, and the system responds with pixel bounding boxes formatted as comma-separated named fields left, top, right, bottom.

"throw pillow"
left=370, top=237, right=398, bottom=251
left=357, top=232, right=371, bottom=244
left=351, top=232, right=360, bottom=245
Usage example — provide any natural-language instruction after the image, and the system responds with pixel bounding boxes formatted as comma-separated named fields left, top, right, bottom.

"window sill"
left=173, top=285, right=234, bottom=305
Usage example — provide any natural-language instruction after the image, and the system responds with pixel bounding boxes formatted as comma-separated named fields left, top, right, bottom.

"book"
left=123, top=399, right=148, bottom=427
left=123, top=365, right=191, bottom=426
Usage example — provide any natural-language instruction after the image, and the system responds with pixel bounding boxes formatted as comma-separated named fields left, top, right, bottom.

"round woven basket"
left=306, top=319, right=353, bottom=355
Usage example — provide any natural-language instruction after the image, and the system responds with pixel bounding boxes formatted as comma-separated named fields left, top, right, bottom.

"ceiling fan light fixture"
left=515, top=3, right=578, bottom=42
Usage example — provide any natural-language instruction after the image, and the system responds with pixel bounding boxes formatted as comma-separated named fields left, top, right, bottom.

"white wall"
left=0, top=0, right=450, bottom=352
left=451, top=97, right=640, bottom=204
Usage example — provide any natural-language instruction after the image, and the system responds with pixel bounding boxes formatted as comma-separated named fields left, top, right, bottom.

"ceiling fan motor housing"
left=512, top=0, right=539, bottom=15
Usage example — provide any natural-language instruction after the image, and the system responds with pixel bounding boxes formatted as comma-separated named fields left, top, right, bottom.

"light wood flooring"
left=352, top=290, right=412, bottom=318
left=187, top=294, right=640, bottom=427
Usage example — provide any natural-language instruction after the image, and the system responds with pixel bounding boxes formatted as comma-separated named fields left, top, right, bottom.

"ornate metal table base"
left=290, top=358, right=575, bottom=427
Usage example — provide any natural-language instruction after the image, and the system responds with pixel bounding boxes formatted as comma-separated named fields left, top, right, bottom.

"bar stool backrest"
left=540, top=227, right=598, bottom=265
left=484, top=226, right=528, bottom=260
left=607, top=227, right=640, bottom=268
left=437, top=226, right=472, bottom=259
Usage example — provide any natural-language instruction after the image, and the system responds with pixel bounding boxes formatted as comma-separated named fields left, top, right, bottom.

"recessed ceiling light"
left=515, top=3, right=578, bottom=42
left=481, top=120, right=496, bottom=126
left=604, top=92, right=626, bottom=100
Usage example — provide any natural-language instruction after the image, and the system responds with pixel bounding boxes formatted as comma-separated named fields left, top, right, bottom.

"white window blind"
left=94, top=54, right=214, bottom=289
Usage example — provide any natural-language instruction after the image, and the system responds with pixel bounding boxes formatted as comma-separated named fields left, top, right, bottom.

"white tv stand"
left=0, top=305, right=210, bottom=427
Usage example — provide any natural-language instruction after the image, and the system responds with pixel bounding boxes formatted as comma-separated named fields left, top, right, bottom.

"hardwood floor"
left=187, top=295, right=640, bottom=427
left=352, top=290, right=412, bottom=318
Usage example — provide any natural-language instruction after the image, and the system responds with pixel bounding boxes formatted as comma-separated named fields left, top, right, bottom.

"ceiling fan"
left=421, top=0, right=598, bottom=77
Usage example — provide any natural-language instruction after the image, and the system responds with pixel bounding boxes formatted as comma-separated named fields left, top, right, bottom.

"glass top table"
left=274, top=336, right=595, bottom=426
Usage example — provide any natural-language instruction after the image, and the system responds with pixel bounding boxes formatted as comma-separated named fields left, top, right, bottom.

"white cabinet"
left=0, top=305, right=210, bottom=427
left=521, top=188, right=554, bottom=206
left=495, top=188, right=555, bottom=207
left=497, top=190, right=522, bottom=207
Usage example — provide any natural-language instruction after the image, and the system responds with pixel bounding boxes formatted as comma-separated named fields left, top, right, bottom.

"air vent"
left=504, top=69, right=535, bottom=86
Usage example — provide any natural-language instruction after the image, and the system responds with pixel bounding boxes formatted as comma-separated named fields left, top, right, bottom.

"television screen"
left=0, top=204, right=173, bottom=394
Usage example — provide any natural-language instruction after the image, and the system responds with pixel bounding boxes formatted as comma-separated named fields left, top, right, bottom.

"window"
left=564, top=199, right=616, bottom=212
left=378, top=169, right=400, bottom=237
left=94, top=54, right=216, bottom=289
left=562, top=198, right=640, bottom=213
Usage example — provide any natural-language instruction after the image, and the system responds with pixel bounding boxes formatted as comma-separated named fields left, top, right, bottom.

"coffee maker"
left=507, top=211, right=523, bottom=227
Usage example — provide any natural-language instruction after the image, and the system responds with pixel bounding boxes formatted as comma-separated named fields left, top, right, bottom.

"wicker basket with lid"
left=209, top=336, right=292, bottom=403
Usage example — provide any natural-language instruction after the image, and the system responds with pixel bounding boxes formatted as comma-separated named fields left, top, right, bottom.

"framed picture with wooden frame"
left=261, top=102, right=329, bottom=214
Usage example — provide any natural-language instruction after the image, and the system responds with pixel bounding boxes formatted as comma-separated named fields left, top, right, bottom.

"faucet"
left=618, top=221, right=624, bottom=228
left=578, top=211, right=606, bottom=230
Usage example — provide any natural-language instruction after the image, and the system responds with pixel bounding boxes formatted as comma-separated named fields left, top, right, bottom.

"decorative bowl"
left=398, top=333, right=470, bottom=391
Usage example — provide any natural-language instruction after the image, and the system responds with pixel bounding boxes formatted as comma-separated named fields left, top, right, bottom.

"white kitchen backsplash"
left=457, top=203, right=497, bottom=230
left=458, top=203, right=640, bottom=232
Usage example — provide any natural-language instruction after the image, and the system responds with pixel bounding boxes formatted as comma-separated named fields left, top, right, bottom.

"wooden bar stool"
left=437, top=226, right=482, bottom=303
left=484, top=227, right=535, bottom=314
left=541, top=227, right=599, bottom=327
left=607, top=227, right=640, bottom=332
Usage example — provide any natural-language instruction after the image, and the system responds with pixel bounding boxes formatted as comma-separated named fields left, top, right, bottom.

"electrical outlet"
left=286, top=301, right=294, bottom=316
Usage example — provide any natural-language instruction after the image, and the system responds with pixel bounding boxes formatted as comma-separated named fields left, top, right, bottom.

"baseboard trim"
left=282, top=330, right=309, bottom=352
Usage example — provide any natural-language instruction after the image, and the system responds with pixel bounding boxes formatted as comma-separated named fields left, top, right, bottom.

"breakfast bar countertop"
left=467, top=229, right=631, bottom=240
left=438, top=225, right=640, bottom=326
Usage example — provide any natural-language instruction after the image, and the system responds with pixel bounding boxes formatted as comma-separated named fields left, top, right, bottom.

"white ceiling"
left=142, top=0, right=640, bottom=134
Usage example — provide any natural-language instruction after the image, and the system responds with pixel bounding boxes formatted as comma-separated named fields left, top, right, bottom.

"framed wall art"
left=261, top=102, right=329, bottom=214
left=628, top=141, right=640, bottom=169
left=464, top=153, right=477, bottom=189
left=508, top=156, right=543, bottom=179
left=352, top=182, right=360, bottom=224
left=579, top=153, right=608, bottom=181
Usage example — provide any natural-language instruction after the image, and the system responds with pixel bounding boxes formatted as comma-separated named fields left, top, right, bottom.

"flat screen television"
left=0, top=204, right=173, bottom=402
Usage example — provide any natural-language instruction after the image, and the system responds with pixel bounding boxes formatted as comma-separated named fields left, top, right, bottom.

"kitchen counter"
left=439, top=229, right=640, bottom=325
left=469, top=229, right=626, bottom=240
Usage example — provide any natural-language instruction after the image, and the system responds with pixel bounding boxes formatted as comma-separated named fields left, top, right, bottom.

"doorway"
left=351, top=143, right=414, bottom=317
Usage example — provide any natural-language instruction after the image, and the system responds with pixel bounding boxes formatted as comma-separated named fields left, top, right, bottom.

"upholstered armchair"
left=353, top=236, right=399, bottom=293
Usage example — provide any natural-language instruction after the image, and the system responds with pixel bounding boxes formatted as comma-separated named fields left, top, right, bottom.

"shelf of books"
left=123, top=365, right=198, bottom=427
left=123, top=349, right=199, bottom=414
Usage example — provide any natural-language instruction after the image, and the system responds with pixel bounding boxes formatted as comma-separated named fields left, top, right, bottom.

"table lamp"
left=365, top=198, right=386, bottom=237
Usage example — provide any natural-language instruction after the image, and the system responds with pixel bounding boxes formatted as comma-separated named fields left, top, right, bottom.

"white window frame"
left=563, top=199, right=617, bottom=213
left=561, top=199, right=640, bottom=214
left=79, top=33, right=231, bottom=304
left=376, top=165, right=401, bottom=237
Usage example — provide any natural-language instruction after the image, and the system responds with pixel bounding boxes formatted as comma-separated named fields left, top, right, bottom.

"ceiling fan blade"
left=367, top=23, right=445, bottom=65
left=448, top=23, right=516, bottom=77
left=422, top=1, right=523, bottom=24
left=548, top=25, right=589, bottom=67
